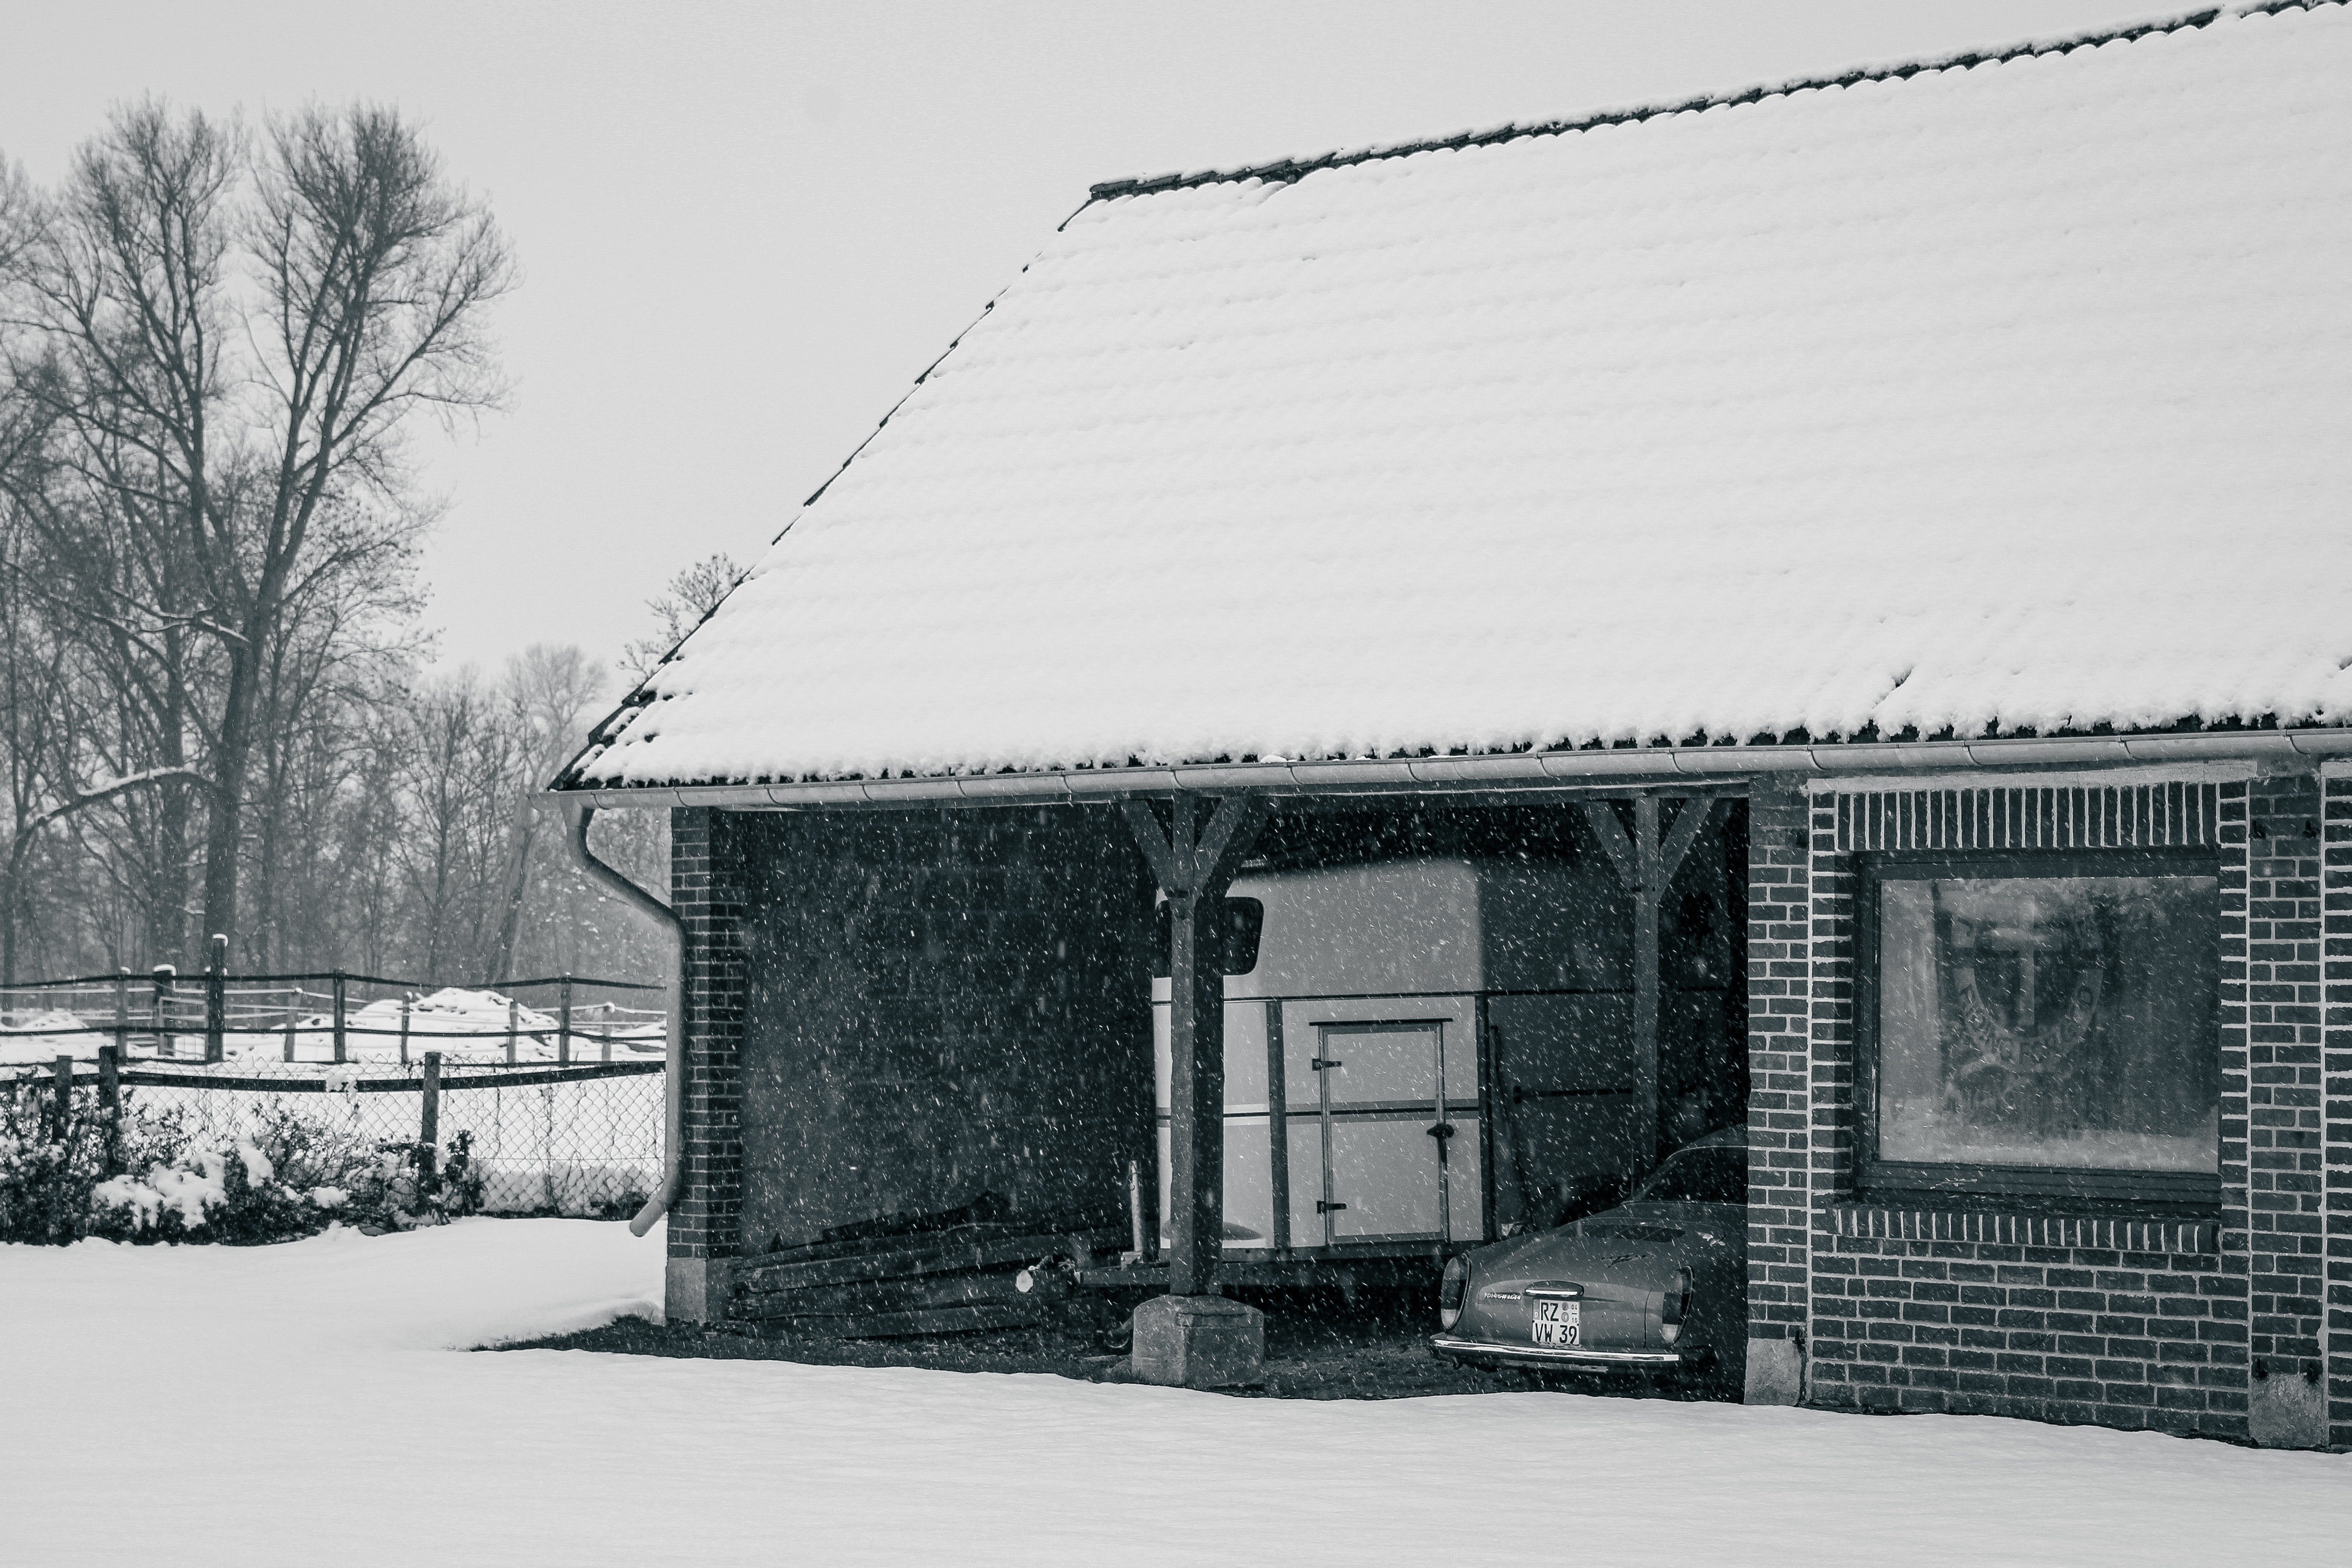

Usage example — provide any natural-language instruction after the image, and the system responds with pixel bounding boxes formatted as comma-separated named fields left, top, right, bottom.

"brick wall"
left=730, top=805, right=1154, bottom=1257
left=669, top=806, right=747, bottom=1272
left=1745, top=786, right=1811, bottom=1345
left=2247, top=773, right=2325, bottom=1386
left=2324, top=773, right=2352, bottom=1447
left=1794, top=776, right=2254, bottom=1438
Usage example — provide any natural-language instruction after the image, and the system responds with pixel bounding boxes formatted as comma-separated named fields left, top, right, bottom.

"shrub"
left=0, top=1085, right=190, bottom=1245
left=89, top=1136, right=322, bottom=1244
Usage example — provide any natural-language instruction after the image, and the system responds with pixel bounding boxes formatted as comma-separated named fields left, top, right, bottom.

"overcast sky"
left=4, top=0, right=2151, bottom=684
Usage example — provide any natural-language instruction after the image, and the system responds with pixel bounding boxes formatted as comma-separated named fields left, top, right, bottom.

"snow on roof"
left=568, top=2, right=2352, bottom=791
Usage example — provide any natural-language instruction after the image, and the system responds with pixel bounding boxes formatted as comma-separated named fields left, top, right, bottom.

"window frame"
left=1853, top=845, right=2222, bottom=1211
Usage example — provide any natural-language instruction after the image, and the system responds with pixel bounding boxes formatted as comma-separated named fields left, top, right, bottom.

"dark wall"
left=735, top=805, right=1154, bottom=1251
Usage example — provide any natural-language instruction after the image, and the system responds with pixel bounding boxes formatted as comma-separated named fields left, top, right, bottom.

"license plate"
left=1531, top=1299, right=1580, bottom=1348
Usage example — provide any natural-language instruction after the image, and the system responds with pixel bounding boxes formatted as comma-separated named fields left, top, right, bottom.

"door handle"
left=1311, top=1057, right=1343, bottom=1071
left=1428, top=1121, right=1456, bottom=1165
left=1316, top=1200, right=1348, bottom=1213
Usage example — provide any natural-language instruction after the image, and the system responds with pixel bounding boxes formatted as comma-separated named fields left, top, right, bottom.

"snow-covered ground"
left=3, top=1222, right=2343, bottom=1566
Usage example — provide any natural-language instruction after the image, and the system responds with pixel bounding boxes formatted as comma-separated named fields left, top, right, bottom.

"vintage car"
left=1430, top=1127, right=1746, bottom=1390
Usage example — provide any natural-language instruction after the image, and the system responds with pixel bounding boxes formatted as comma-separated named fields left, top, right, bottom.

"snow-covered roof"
left=567, top=2, right=2352, bottom=791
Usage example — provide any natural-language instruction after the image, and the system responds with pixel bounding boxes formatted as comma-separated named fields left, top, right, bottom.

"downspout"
left=549, top=796, right=682, bottom=1238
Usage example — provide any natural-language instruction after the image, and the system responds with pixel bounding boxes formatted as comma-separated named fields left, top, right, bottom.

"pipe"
left=550, top=726, right=2352, bottom=814
left=549, top=797, right=682, bottom=1238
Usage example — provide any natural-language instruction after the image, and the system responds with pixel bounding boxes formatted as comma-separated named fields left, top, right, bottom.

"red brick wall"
left=668, top=806, right=747, bottom=1272
left=1794, top=777, right=2255, bottom=1438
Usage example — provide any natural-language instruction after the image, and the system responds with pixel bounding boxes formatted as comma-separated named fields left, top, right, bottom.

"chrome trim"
left=1522, top=1282, right=1585, bottom=1300
left=1431, top=1333, right=1688, bottom=1370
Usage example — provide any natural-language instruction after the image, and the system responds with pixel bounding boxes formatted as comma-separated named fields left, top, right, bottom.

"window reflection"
left=1879, top=873, right=2217, bottom=1172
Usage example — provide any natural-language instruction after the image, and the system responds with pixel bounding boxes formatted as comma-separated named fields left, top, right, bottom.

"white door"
left=1313, top=1023, right=1449, bottom=1243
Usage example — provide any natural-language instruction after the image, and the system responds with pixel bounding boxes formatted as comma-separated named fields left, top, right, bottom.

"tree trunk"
left=199, top=641, right=260, bottom=955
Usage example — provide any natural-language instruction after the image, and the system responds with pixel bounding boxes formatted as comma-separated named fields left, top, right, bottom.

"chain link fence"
left=4, top=1056, right=665, bottom=1218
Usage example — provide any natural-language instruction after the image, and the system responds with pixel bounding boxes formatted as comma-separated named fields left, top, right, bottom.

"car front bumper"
left=1430, top=1333, right=1708, bottom=1373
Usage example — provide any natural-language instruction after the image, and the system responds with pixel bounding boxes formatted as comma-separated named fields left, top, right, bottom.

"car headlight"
left=1439, top=1254, right=1471, bottom=1330
left=1660, top=1268, right=1692, bottom=1346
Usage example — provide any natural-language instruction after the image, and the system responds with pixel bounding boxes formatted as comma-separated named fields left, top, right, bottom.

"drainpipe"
left=549, top=796, right=682, bottom=1238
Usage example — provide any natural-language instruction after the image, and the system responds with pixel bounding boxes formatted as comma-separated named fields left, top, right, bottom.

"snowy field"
left=4, top=1222, right=2344, bottom=1567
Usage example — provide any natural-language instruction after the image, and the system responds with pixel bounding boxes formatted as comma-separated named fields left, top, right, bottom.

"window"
left=1633, top=1144, right=1747, bottom=1205
left=1857, top=848, right=2220, bottom=1207
left=1150, top=897, right=1264, bottom=978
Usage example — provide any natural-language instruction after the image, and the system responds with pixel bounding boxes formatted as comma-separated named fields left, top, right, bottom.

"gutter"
left=552, top=727, right=2352, bottom=813
left=548, top=796, right=682, bottom=1239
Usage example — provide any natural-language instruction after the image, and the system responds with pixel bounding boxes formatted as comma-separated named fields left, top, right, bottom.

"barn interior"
left=721, top=792, right=1747, bottom=1348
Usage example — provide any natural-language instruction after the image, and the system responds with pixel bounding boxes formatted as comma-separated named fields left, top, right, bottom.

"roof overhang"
left=547, top=727, right=2352, bottom=813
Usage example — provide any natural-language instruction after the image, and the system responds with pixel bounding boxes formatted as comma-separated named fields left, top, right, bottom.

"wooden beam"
left=1580, top=800, right=1636, bottom=885
left=1658, top=796, right=1716, bottom=882
left=1124, top=795, right=1270, bottom=1296
left=1581, top=797, right=1711, bottom=1175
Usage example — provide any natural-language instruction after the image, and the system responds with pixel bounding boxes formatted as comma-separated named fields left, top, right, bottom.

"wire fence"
left=3, top=1053, right=666, bottom=1218
left=0, top=956, right=665, bottom=1067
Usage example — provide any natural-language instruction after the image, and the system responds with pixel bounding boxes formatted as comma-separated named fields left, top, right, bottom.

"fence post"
left=51, top=1053, right=72, bottom=1144
left=284, top=999, right=297, bottom=1063
left=204, top=935, right=227, bottom=1063
left=506, top=996, right=518, bottom=1065
left=332, top=971, right=347, bottom=1064
left=153, top=964, right=175, bottom=1057
left=558, top=973, right=573, bottom=1067
left=419, top=1049, right=441, bottom=1196
left=400, top=994, right=413, bottom=1067
left=113, top=969, right=129, bottom=1061
left=97, top=1044, right=121, bottom=1175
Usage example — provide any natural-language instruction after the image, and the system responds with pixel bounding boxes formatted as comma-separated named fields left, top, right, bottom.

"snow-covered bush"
left=4, top=1083, right=507, bottom=1243
left=89, top=1136, right=325, bottom=1244
left=333, top=1130, right=486, bottom=1230
left=0, top=1085, right=189, bottom=1245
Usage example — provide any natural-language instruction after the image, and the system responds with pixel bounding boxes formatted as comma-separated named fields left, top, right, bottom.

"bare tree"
left=16, top=100, right=512, bottom=957
left=619, top=551, right=743, bottom=681
left=484, top=643, right=605, bottom=980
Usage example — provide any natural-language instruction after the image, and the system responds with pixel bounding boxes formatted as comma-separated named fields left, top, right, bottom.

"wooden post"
left=1123, top=795, right=1268, bottom=1297
left=153, top=964, right=175, bottom=1058
left=1474, top=991, right=1498, bottom=1241
left=204, top=934, right=227, bottom=1064
left=1631, top=798, right=1661, bottom=1171
left=1581, top=797, right=1716, bottom=1174
left=331, top=971, right=347, bottom=1064
left=97, top=1043, right=121, bottom=1175
left=112, top=969, right=129, bottom=1062
left=399, top=994, right=413, bottom=1066
left=557, top=974, right=573, bottom=1067
left=51, top=1053, right=72, bottom=1142
left=418, top=1050, right=441, bottom=1195
left=1265, top=996, right=1290, bottom=1257
left=505, top=996, right=519, bottom=1065
left=283, top=1000, right=297, bottom=1063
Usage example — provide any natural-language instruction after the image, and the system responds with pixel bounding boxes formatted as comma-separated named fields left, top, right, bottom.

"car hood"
left=1478, top=1201, right=1740, bottom=1274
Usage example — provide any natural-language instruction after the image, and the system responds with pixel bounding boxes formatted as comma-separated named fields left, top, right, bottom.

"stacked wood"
left=736, top=1220, right=1123, bottom=1339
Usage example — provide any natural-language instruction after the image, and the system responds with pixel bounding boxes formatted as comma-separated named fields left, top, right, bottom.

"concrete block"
left=1130, top=1293, right=1264, bottom=1388
left=2249, top=1365, right=2326, bottom=1449
left=1744, top=1335, right=1804, bottom=1406
left=665, top=1256, right=733, bottom=1326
